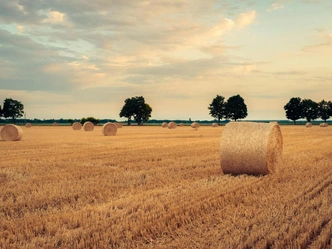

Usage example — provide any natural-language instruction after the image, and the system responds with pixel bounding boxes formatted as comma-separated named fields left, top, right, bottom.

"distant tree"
left=318, top=100, right=331, bottom=122
left=0, top=105, right=2, bottom=118
left=225, top=94, right=247, bottom=121
left=2, top=98, right=24, bottom=124
left=301, top=99, right=318, bottom=122
left=119, top=96, right=152, bottom=125
left=284, top=97, right=303, bottom=124
left=80, top=117, right=99, bottom=125
left=68, top=119, right=74, bottom=125
left=208, top=95, right=226, bottom=125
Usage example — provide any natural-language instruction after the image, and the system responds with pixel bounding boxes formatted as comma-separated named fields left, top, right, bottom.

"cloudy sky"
left=0, top=0, right=331, bottom=121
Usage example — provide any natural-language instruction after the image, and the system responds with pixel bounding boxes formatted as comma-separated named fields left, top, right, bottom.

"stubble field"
left=0, top=124, right=332, bottom=248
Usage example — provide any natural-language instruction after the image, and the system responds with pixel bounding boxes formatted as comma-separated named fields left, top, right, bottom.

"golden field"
left=0, top=124, right=332, bottom=248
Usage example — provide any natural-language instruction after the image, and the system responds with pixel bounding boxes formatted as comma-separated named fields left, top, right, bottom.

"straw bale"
left=102, top=122, right=117, bottom=136
left=1, top=124, right=23, bottom=141
left=220, top=122, right=283, bottom=175
left=52, top=122, right=58, bottom=126
left=168, top=122, right=177, bottom=129
left=306, top=122, right=313, bottom=128
left=115, top=122, right=123, bottom=128
left=180, top=123, right=184, bottom=127
left=25, top=123, right=32, bottom=128
left=191, top=122, right=200, bottom=129
left=72, top=122, right=82, bottom=130
left=320, top=123, right=328, bottom=127
left=212, top=123, right=218, bottom=127
left=83, top=121, right=94, bottom=131
left=162, top=122, right=168, bottom=128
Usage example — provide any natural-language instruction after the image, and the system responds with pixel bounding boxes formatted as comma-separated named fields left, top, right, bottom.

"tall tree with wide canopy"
left=225, top=94, right=247, bottom=121
left=2, top=98, right=24, bottom=123
left=119, top=96, right=152, bottom=125
left=301, top=98, right=318, bottom=122
left=318, top=99, right=331, bottom=122
left=208, top=95, right=226, bottom=125
left=284, top=97, right=303, bottom=124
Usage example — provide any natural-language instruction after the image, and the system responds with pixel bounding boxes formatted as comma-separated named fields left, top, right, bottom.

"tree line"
left=284, top=97, right=332, bottom=124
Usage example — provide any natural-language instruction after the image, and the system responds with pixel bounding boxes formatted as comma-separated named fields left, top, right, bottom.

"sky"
left=0, top=0, right=332, bottom=121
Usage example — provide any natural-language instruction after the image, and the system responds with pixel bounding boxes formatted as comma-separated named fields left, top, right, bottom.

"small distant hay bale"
left=25, top=123, right=32, bottom=128
left=102, top=122, right=117, bottom=136
left=212, top=123, right=218, bottom=127
left=1, top=124, right=23, bottom=141
left=115, top=122, right=123, bottom=128
left=220, top=122, right=283, bottom=175
left=52, top=122, right=58, bottom=126
left=72, top=122, right=82, bottom=130
left=320, top=123, right=328, bottom=127
left=162, top=122, right=168, bottom=128
left=306, top=122, right=313, bottom=128
left=180, top=123, right=184, bottom=127
left=168, top=122, right=177, bottom=129
left=83, top=121, right=94, bottom=131
left=191, top=122, right=200, bottom=129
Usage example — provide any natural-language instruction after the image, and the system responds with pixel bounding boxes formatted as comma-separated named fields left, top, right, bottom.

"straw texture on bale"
left=320, top=123, right=328, bottom=127
left=168, top=122, right=177, bottom=129
left=1, top=124, right=23, bottom=141
left=306, top=122, right=313, bottom=128
left=52, top=122, right=58, bottom=126
left=102, top=122, right=117, bottom=136
left=212, top=123, right=218, bottom=127
left=220, top=122, right=283, bottom=175
left=83, top=121, right=94, bottom=131
left=25, top=123, right=32, bottom=128
left=162, top=122, right=168, bottom=128
left=72, top=122, right=82, bottom=130
left=191, top=122, right=200, bottom=129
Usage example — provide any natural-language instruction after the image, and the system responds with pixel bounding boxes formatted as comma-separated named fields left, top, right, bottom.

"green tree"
left=225, top=94, right=247, bottom=121
left=284, top=97, right=303, bottom=124
left=318, top=99, right=331, bottom=122
left=301, top=99, right=318, bottom=122
left=208, top=95, right=226, bottom=125
left=119, top=96, right=152, bottom=125
left=2, top=98, right=24, bottom=123
left=80, top=117, right=99, bottom=125
left=68, top=119, right=74, bottom=125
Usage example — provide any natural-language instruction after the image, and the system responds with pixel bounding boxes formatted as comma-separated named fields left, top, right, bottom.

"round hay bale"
left=191, top=122, right=200, bottom=129
left=220, top=122, right=283, bottom=175
left=72, top=122, right=82, bottom=130
left=212, top=123, right=218, bottom=127
left=52, top=122, right=58, bottom=126
left=162, top=122, right=168, bottom=128
left=320, top=123, right=328, bottom=127
left=306, top=122, right=313, bottom=128
left=102, top=122, right=117, bottom=136
left=179, top=123, right=184, bottom=127
left=115, top=122, right=123, bottom=128
left=83, top=121, right=94, bottom=131
left=25, top=123, right=32, bottom=128
left=1, top=124, right=23, bottom=141
left=168, top=122, right=177, bottom=129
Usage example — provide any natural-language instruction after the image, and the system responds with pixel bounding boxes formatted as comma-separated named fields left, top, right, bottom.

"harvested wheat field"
left=1, top=125, right=332, bottom=248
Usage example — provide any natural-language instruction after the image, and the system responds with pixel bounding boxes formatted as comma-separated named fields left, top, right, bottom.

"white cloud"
left=16, top=24, right=24, bottom=33
left=235, top=10, right=256, bottom=29
left=267, top=3, right=284, bottom=12
left=42, top=10, right=67, bottom=24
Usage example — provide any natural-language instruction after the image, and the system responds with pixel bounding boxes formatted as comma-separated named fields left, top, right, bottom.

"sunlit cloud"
left=267, top=3, right=284, bottom=12
left=235, top=10, right=256, bottom=29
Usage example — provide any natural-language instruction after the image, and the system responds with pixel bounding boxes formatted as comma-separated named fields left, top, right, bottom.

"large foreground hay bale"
left=306, top=122, right=313, bottom=128
left=102, top=122, right=117, bottom=136
left=212, top=123, right=218, bottom=127
left=168, top=122, right=177, bottom=129
left=72, top=122, right=82, bottom=130
left=83, top=121, right=94, bottom=131
left=162, top=122, right=168, bottom=128
left=25, top=123, right=32, bottom=128
left=220, top=122, right=283, bottom=175
left=320, top=123, right=328, bottom=127
left=191, top=122, right=200, bottom=129
left=1, top=124, right=23, bottom=141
